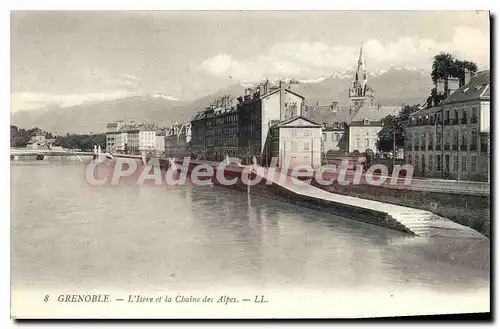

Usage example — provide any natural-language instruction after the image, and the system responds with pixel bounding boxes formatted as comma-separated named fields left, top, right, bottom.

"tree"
left=426, top=53, right=478, bottom=107
left=377, top=104, right=420, bottom=152
left=337, top=122, right=349, bottom=153
left=10, top=125, right=32, bottom=147
left=364, top=148, right=374, bottom=167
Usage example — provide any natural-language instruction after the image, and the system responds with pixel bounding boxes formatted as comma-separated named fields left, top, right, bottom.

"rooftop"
left=441, top=70, right=490, bottom=105
left=306, top=103, right=401, bottom=125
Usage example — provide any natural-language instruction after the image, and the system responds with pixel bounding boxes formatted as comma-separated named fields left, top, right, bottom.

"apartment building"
left=405, top=70, right=490, bottom=181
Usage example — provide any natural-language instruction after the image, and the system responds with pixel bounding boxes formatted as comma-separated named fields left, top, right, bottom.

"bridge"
left=10, top=148, right=96, bottom=161
left=11, top=149, right=95, bottom=157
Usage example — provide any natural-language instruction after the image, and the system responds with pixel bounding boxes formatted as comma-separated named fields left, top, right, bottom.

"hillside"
left=11, top=68, right=433, bottom=134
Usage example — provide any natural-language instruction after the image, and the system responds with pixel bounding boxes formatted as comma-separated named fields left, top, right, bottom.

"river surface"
left=10, top=162, right=490, bottom=316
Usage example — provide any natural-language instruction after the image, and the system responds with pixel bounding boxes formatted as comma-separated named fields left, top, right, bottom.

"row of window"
left=214, top=137, right=239, bottom=146
left=408, top=129, right=485, bottom=150
left=322, top=132, right=342, bottom=142
left=292, top=129, right=312, bottom=138
left=215, top=114, right=239, bottom=125
left=411, top=107, right=480, bottom=126
left=407, top=154, right=479, bottom=173
left=214, top=126, right=239, bottom=136
left=355, top=138, right=377, bottom=149
left=290, top=141, right=311, bottom=152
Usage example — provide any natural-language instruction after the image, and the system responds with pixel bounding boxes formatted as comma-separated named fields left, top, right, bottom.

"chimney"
left=447, top=77, right=460, bottom=97
left=464, top=68, right=472, bottom=86
left=436, top=79, right=446, bottom=95
left=280, top=81, right=286, bottom=119
left=331, top=101, right=338, bottom=112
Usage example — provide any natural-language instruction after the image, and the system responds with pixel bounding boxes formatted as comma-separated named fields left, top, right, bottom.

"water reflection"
left=11, top=163, right=489, bottom=295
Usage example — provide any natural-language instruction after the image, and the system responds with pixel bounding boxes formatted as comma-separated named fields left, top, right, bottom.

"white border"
left=3, top=2, right=497, bottom=328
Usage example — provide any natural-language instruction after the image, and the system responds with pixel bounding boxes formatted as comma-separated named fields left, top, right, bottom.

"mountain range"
left=11, top=67, right=433, bottom=134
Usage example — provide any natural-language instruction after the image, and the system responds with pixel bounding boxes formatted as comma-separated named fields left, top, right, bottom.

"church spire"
left=358, top=42, right=364, bottom=65
left=350, top=44, right=367, bottom=99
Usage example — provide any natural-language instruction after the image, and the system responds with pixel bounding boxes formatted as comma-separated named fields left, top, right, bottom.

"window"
left=322, top=133, right=326, bottom=142
left=461, top=156, right=467, bottom=173
left=291, top=141, right=298, bottom=151
left=471, top=155, right=477, bottom=172
left=472, top=107, right=479, bottom=123
left=356, top=139, right=360, bottom=148
left=334, top=133, right=340, bottom=142
left=292, top=129, right=297, bottom=137
left=471, top=130, right=478, bottom=150
left=365, top=139, right=369, bottom=148
left=428, top=155, right=433, bottom=172
left=304, top=131, right=311, bottom=137
left=453, top=131, right=459, bottom=146
left=304, top=141, right=310, bottom=151
left=436, top=155, right=442, bottom=171
left=408, top=154, right=412, bottom=165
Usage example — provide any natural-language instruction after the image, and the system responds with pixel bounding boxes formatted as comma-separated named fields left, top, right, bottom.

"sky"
left=11, top=10, right=490, bottom=112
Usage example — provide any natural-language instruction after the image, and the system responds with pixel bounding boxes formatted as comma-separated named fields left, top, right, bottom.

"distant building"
left=26, top=132, right=55, bottom=150
left=165, top=122, right=191, bottom=159
left=306, top=45, right=400, bottom=155
left=106, top=121, right=164, bottom=154
left=267, top=116, right=322, bottom=169
left=127, top=128, right=156, bottom=154
left=405, top=70, right=490, bottom=181
left=320, top=122, right=346, bottom=154
left=106, top=121, right=128, bottom=153
left=348, top=118, right=383, bottom=153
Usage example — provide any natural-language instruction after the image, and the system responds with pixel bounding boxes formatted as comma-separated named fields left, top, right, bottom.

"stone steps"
left=388, top=211, right=435, bottom=236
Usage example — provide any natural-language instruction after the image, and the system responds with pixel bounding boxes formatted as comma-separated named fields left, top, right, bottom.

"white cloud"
left=10, top=90, right=139, bottom=112
left=122, top=73, right=141, bottom=81
left=197, top=26, right=489, bottom=82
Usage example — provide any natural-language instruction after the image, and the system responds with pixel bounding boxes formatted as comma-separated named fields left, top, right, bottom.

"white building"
left=347, top=119, right=383, bottom=153
left=260, top=80, right=305, bottom=155
left=127, top=128, right=156, bottom=154
left=405, top=70, right=490, bottom=181
left=267, top=116, right=322, bottom=169
left=106, top=121, right=164, bottom=154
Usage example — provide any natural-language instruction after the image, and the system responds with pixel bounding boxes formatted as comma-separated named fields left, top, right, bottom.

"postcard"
left=10, top=10, right=491, bottom=319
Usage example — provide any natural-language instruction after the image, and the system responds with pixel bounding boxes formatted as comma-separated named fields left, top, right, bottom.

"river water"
left=11, top=162, right=490, bottom=316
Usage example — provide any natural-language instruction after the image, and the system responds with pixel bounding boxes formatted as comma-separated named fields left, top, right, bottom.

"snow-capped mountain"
left=11, top=67, right=433, bottom=134
left=152, top=93, right=180, bottom=101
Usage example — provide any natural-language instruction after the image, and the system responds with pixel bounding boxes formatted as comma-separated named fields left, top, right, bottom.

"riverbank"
left=172, top=159, right=484, bottom=239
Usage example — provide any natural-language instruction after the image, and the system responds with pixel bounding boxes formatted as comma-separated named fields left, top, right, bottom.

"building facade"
left=320, top=122, right=346, bottom=154
left=106, top=121, right=164, bottom=154
left=347, top=119, right=383, bottom=153
left=405, top=70, right=490, bottom=181
left=268, top=116, right=322, bottom=169
left=26, top=132, right=55, bottom=150
left=165, top=122, right=191, bottom=159
left=189, top=80, right=305, bottom=165
left=127, top=129, right=156, bottom=154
